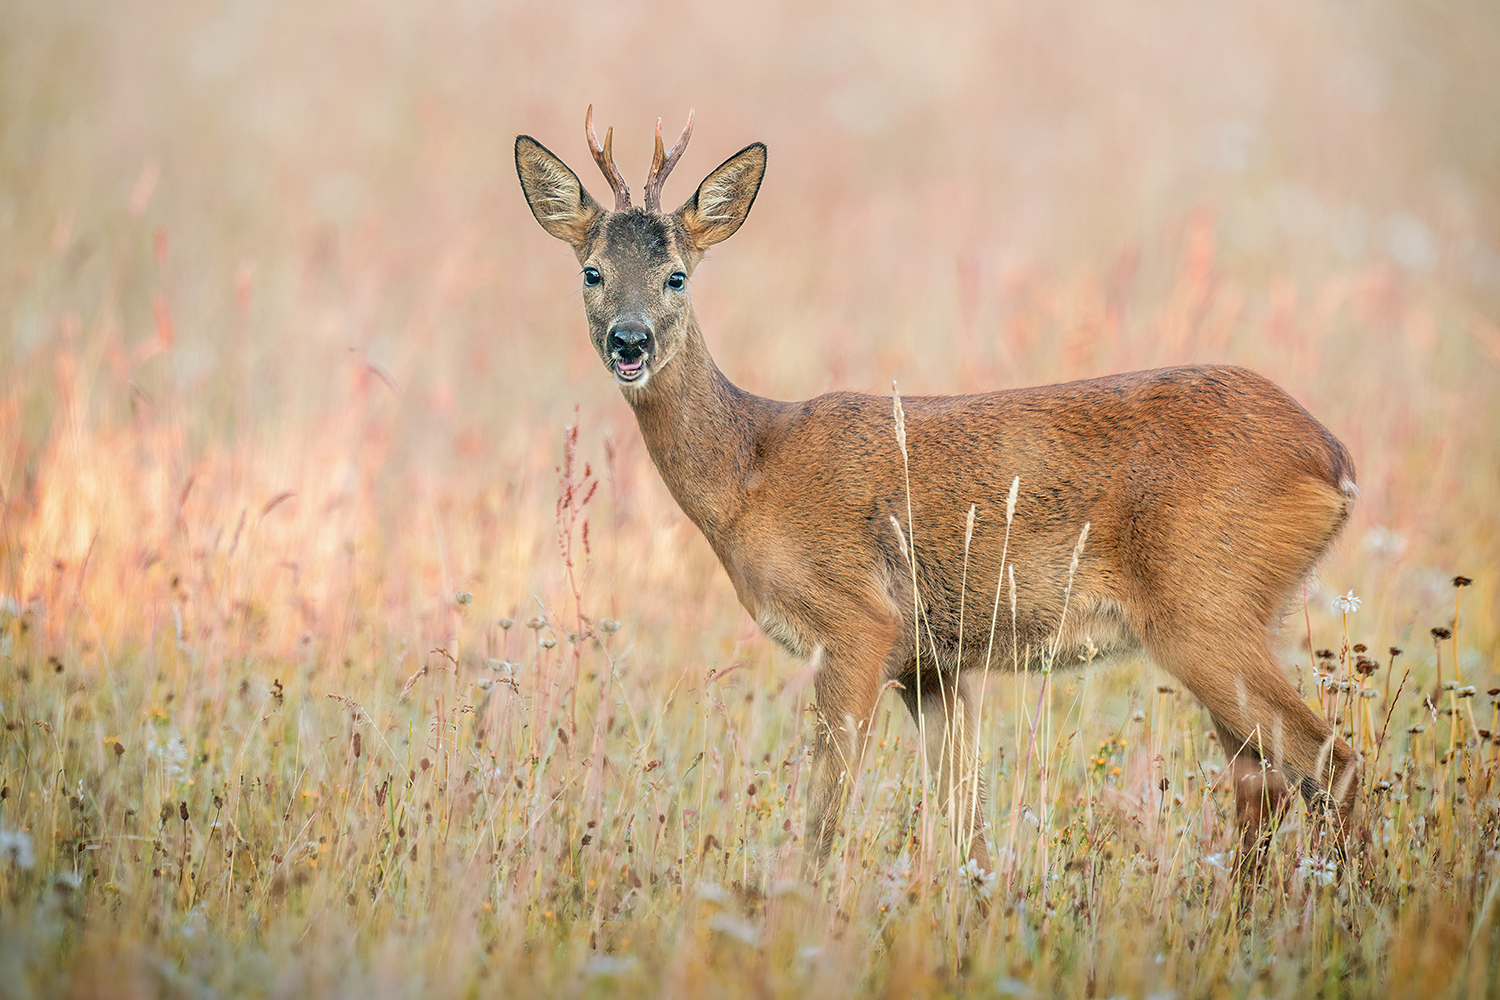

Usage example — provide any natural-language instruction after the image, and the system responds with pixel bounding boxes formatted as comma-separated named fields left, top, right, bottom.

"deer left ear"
left=677, top=143, right=767, bottom=251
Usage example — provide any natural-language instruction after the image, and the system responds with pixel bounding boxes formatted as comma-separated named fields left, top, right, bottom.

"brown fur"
left=515, top=112, right=1359, bottom=878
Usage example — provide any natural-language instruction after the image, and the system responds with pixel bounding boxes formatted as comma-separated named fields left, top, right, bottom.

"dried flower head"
left=1431, top=627, right=1453, bottom=641
left=1453, top=575, right=1473, bottom=588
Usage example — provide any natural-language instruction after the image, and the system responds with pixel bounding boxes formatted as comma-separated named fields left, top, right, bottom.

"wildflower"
left=994, top=977, right=1034, bottom=999
left=696, top=882, right=731, bottom=905
left=599, top=619, right=621, bottom=635
left=0, top=827, right=35, bottom=869
left=961, top=857, right=998, bottom=900
left=454, top=592, right=473, bottom=606
left=497, top=618, right=514, bottom=630
left=583, top=955, right=640, bottom=979
left=151, top=732, right=188, bottom=782
left=877, top=853, right=913, bottom=910
left=1331, top=590, right=1361, bottom=615
left=1296, top=855, right=1339, bottom=886
left=1453, top=576, right=1473, bottom=588
left=707, top=912, right=759, bottom=947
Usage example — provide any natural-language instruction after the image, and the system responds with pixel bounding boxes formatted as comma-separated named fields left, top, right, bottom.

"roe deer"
left=514, top=108, right=1360, bottom=879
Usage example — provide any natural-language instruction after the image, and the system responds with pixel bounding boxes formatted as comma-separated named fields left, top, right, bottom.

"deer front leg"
left=1218, top=726, right=1294, bottom=867
left=899, top=671, right=992, bottom=873
left=802, top=636, right=893, bottom=881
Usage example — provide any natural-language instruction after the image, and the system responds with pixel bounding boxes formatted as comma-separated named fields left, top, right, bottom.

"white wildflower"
left=706, top=912, right=759, bottom=947
left=878, top=852, right=913, bottom=910
left=152, top=732, right=188, bottom=782
left=961, top=857, right=998, bottom=900
left=1331, top=590, right=1361, bottom=615
left=0, top=827, right=35, bottom=869
left=584, top=955, right=639, bottom=978
left=994, top=976, right=1034, bottom=998
left=696, top=881, right=731, bottom=906
left=1296, top=854, right=1339, bottom=886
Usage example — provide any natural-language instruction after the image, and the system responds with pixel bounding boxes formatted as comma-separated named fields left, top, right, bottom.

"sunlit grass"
left=3, top=0, right=1499, bottom=996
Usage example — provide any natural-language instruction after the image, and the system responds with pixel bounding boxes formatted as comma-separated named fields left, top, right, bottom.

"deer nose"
left=608, top=323, right=652, bottom=358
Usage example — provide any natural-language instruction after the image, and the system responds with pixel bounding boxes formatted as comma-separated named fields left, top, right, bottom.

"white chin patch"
left=615, top=367, right=650, bottom=389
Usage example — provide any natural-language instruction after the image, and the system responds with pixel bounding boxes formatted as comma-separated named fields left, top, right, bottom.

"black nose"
left=608, top=325, right=651, bottom=359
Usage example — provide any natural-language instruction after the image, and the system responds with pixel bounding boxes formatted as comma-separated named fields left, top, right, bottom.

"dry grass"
left=2, top=0, right=1499, bottom=996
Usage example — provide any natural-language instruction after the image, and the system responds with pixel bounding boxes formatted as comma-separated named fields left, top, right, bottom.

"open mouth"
left=612, top=353, right=649, bottom=383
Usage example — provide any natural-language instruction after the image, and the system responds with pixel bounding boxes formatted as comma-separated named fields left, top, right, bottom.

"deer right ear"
left=677, top=143, right=767, bottom=251
left=515, top=136, right=603, bottom=247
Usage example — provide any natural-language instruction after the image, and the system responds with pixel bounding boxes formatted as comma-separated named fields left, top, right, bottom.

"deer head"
left=515, top=107, right=767, bottom=390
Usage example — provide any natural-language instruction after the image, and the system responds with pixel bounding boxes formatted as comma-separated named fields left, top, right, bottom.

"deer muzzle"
left=607, top=322, right=652, bottom=383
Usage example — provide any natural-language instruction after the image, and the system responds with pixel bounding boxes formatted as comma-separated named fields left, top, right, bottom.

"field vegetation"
left=2, top=1, right=1499, bottom=996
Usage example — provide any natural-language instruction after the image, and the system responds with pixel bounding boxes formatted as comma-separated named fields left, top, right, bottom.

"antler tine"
left=644, top=108, right=695, bottom=213
left=585, top=105, right=631, bottom=212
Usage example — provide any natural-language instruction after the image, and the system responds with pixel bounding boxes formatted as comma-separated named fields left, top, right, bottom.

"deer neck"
left=623, top=316, right=772, bottom=538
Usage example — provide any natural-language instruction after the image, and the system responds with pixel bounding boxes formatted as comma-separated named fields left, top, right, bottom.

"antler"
left=644, top=109, right=695, bottom=213
left=585, top=105, right=631, bottom=212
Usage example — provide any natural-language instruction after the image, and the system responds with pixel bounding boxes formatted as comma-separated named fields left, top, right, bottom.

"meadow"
left=2, top=1, right=1499, bottom=996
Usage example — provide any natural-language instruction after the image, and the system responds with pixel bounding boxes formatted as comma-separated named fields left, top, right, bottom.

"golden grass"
left=3, top=0, right=1500, bottom=996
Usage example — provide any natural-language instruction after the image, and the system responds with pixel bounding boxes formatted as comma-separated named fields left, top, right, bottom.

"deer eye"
left=582, top=267, right=601, bottom=287
left=666, top=271, right=687, bottom=291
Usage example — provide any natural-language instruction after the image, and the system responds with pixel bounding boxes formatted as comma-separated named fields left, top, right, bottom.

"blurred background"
left=2, top=0, right=1497, bottom=669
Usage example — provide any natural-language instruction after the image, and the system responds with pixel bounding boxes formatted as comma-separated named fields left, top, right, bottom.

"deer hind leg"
left=803, top=629, right=895, bottom=880
left=1149, top=626, right=1359, bottom=854
left=899, top=670, right=992, bottom=873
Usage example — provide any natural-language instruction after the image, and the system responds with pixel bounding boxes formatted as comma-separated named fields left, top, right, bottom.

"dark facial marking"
left=603, top=210, right=676, bottom=268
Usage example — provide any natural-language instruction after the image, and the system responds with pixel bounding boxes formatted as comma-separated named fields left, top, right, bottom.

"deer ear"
left=515, top=135, right=603, bottom=248
left=677, top=143, right=766, bottom=251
